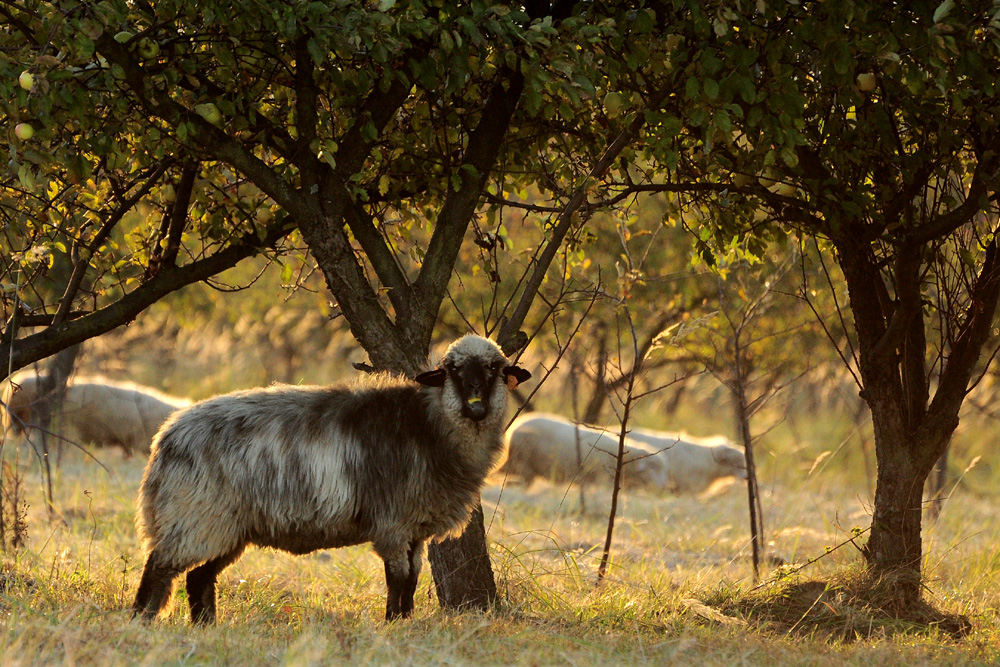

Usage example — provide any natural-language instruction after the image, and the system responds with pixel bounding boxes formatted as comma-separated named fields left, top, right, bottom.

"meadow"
left=1, top=394, right=999, bottom=667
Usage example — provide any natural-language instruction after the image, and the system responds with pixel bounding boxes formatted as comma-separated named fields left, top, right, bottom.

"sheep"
left=2, top=372, right=189, bottom=457
left=498, top=412, right=669, bottom=487
left=626, top=426, right=748, bottom=494
left=498, top=412, right=748, bottom=494
left=1, top=370, right=46, bottom=437
left=132, top=334, right=531, bottom=624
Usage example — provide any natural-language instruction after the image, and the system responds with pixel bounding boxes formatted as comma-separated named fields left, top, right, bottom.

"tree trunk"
left=581, top=328, right=609, bottom=424
left=925, top=445, right=949, bottom=523
left=427, top=503, right=497, bottom=610
left=863, top=436, right=928, bottom=605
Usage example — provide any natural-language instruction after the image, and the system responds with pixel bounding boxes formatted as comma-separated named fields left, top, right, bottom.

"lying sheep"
left=627, top=426, right=748, bottom=494
left=132, top=335, right=531, bottom=624
left=1, top=370, right=46, bottom=437
left=499, top=412, right=747, bottom=494
left=2, top=372, right=189, bottom=457
left=499, top=412, right=669, bottom=487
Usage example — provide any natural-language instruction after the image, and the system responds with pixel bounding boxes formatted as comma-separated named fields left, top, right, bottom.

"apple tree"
left=3, top=0, right=683, bottom=612
left=630, top=0, right=1000, bottom=608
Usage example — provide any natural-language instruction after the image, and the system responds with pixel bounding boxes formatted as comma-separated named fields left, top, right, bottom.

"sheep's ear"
left=414, top=368, right=447, bottom=387
left=503, top=365, right=532, bottom=390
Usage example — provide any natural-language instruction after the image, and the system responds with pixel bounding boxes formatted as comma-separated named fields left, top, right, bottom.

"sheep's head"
left=415, top=335, right=531, bottom=422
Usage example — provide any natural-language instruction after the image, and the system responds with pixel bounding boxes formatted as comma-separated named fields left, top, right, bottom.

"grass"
left=2, top=417, right=1000, bottom=666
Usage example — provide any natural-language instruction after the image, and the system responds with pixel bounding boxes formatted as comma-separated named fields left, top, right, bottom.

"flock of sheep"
left=0, top=334, right=747, bottom=624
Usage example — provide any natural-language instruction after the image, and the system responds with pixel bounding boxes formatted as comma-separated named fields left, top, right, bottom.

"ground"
left=1, top=414, right=998, bottom=666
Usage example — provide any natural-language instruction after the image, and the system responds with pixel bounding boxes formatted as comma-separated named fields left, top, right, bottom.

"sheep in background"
left=2, top=372, right=190, bottom=457
left=498, top=412, right=748, bottom=494
left=1, top=370, right=46, bottom=437
left=627, top=426, right=748, bottom=494
left=498, top=412, right=669, bottom=487
left=133, top=335, right=531, bottom=624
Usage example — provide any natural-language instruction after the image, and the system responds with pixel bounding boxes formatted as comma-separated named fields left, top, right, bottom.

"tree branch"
left=1, top=221, right=292, bottom=375
left=413, top=67, right=526, bottom=345
left=498, top=83, right=673, bottom=347
left=924, top=233, right=1000, bottom=447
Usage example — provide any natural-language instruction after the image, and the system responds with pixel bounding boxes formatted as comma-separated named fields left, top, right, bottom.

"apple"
left=114, top=30, right=134, bottom=44
left=160, top=184, right=176, bottom=203
left=856, top=72, right=876, bottom=92
left=137, top=37, right=160, bottom=59
left=775, top=182, right=797, bottom=197
left=15, top=123, right=35, bottom=140
left=18, top=70, right=35, bottom=91
left=603, top=92, right=624, bottom=118
left=757, top=168, right=778, bottom=188
left=256, top=207, right=274, bottom=224
left=195, top=102, right=223, bottom=126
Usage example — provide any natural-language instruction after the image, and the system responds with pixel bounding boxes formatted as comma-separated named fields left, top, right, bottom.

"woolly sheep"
left=132, top=335, right=531, bottom=624
left=626, top=426, right=748, bottom=494
left=498, top=412, right=669, bottom=487
left=499, top=412, right=748, bottom=494
left=2, top=372, right=189, bottom=457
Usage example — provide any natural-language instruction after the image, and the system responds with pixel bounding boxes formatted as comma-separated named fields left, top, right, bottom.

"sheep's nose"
left=463, top=396, right=487, bottom=421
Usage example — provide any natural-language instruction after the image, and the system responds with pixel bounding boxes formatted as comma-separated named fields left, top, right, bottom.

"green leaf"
left=703, top=78, right=719, bottom=100
left=933, top=0, right=954, bottom=23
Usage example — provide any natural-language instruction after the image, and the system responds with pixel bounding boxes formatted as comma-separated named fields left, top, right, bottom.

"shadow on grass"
left=699, top=567, right=971, bottom=642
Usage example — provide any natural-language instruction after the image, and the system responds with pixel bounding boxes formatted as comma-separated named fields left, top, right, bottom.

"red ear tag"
left=506, top=375, right=519, bottom=391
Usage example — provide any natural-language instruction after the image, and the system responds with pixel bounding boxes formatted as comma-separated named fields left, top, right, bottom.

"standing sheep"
left=132, top=335, right=531, bottom=624
left=627, top=426, right=748, bottom=494
left=2, top=372, right=189, bottom=457
left=499, top=412, right=669, bottom=487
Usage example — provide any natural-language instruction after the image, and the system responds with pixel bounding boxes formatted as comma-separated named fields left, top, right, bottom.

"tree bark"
left=863, top=430, right=930, bottom=604
left=836, top=231, right=1000, bottom=607
left=427, top=504, right=497, bottom=610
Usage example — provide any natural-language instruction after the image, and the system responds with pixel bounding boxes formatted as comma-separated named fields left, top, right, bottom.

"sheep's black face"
left=414, top=335, right=531, bottom=423
left=447, top=359, right=503, bottom=422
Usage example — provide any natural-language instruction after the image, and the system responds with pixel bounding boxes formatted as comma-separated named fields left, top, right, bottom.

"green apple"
left=757, top=168, right=778, bottom=188
left=114, top=30, right=134, bottom=44
left=18, top=70, right=35, bottom=91
left=775, top=182, right=797, bottom=197
left=15, top=122, right=35, bottom=140
left=256, top=207, right=274, bottom=224
left=603, top=92, right=624, bottom=118
left=195, top=103, right=223, bottom=126
left=856, top=72, right=876, bottom=92
left=137, top=37, right=160, bottom=59
left=160, top=184, right=176, bottom=203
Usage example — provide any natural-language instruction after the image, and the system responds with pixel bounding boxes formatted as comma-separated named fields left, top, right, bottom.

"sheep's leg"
left=186, top=547, right=244, bottom=625
left=133, top=551, right=182, bottom=621
left=383, top=558, right=406, bottom=621
left=383, top=540, right=423, bottom=621
left=399, top=539, right=424, bottom=618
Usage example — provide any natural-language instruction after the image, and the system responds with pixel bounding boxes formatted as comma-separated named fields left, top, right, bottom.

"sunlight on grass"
left=2, top=417, right=1000, bottom=666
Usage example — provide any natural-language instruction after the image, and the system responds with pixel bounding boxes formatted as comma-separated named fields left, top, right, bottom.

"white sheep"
left=1, top=370, right=46, bottom=437
left=626, top=426, right=748, bottom=494
left=498, top=412, right=669, bottom=487
left=1, top=372, right=189, bottom=457
left=499, top=412, right=748, bottom=494
left=132, top=335, right=531, bottom=624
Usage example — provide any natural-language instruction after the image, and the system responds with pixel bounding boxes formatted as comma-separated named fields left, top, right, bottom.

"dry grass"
left=1, top=406, right=999, bottom=666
